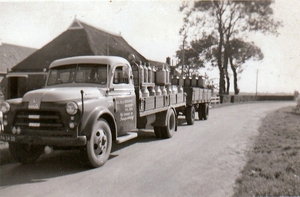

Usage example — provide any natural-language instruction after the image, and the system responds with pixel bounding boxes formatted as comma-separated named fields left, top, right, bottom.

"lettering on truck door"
left=110, top=65, right=136, bottom=135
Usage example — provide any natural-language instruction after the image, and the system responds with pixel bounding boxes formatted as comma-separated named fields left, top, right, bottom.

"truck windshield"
left=47, top=64, right=108, bottom=86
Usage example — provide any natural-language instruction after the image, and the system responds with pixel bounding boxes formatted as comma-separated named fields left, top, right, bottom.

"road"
left=0, top=101, right=294, bottom=197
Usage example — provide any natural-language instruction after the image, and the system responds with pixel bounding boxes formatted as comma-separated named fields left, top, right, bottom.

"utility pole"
left=256, top=69, right=258, bottom=96
left=182, top=35, right=186, bottom=76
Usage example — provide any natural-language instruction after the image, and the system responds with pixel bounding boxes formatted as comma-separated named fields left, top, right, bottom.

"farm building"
left=0, top=42, right=36, bottom=97
left=5, top=19, right=150, bottom=99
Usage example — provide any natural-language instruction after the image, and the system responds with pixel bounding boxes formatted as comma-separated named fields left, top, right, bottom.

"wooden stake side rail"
left=138, top=92, right=186, bottom=117
left=184, top=87, right=212, bottom=105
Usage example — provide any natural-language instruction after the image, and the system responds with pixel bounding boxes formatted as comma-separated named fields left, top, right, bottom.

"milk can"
left=156, top=65, right=166, bottom=85
left=148, top=63, right=153, bottom=83
left=155, top=86, right=162, bottom=96
left=139, top=61, right=144, bottom=85
left=143, top=63, right=148, bottom=83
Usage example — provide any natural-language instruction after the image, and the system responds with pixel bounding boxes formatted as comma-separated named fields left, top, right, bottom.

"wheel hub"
left=93, top=129, right=107, bottom=155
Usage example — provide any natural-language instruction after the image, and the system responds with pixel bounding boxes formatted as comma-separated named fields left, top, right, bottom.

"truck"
left=0, top=55, right=211, bottom=168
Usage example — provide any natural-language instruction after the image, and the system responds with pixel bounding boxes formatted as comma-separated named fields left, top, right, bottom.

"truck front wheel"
left=161, top=109, right=176, bottom=138
left=9, top=143, right=43, bottom=164
left=86, top=119, right=112, bottom=168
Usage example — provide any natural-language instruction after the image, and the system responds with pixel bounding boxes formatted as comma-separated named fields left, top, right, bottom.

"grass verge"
left=233, top=106, right=300, bottom=196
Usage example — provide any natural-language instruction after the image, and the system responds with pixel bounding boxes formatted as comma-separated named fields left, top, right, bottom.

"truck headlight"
left=0, top=101, right=10, bottom=114
left=66, top=102, right=78, bottom=115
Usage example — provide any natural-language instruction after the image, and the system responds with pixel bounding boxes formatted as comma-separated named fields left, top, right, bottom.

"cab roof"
left=49, top=56, right=130, bottom=69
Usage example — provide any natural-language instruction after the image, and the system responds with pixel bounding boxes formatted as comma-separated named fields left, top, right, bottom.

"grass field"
left=233, top=106, right=300, bottom=196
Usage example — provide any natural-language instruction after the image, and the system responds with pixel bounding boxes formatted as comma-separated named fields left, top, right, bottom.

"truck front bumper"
left=0, top=133, right=87, bottom=147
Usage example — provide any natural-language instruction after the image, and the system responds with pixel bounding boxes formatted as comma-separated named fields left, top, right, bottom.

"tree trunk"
left=229, top=56, right=239, bottom=95
left=223, top=46, right=230, bottom=95
left=217, top=22, right=225, bottom=95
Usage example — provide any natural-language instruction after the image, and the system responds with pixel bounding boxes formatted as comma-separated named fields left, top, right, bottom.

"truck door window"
left=113, top=66, right=129, bottom=84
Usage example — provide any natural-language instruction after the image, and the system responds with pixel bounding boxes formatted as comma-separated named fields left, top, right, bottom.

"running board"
left=116, top=132, right=138, bottom=143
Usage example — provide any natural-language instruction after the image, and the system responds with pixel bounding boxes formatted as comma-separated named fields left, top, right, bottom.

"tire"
left=203, top=103, right=209, bottom=120
left=185, top=106, right=195, bottom=125
left=9, top=143, right=43, bottom=164
left=198, top=104, right=204, bottom=120
left=161, top=109, right=176, bottom=138
left=86, top=119, right=112, bottom=168
left=154, top=127, right=162, bottom=138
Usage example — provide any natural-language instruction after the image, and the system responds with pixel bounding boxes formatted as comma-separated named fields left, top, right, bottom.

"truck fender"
left=152, top=107, right=177, bottom=131
left=80, top=107, right=117, bottom=141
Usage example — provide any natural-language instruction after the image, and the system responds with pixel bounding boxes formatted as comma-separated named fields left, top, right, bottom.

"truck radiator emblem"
left=28, top=98, right=41, bottom=109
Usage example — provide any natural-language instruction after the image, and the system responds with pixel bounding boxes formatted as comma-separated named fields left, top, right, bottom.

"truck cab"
left=0, top=56, right=138, bottom=167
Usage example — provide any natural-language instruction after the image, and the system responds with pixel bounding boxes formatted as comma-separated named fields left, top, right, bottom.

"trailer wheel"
left=154, top=127, right=162, bottom=138
left=185, top=106, right=195, bottom=125
left=9, top=143, right=43, bottom=164
left=198, top=104, right=204, bottom=120
left=86, top=119, right=112, bottom=168
left=203, top=103, right=209, bottom=120
left=161, top=109, right=176, bottom=138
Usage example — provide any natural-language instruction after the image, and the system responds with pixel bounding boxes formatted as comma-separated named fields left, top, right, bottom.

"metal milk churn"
left=131, top=62, right=139, bottom=86
left=192, top=75, right=198, bottom=87
left=156, top=64, right=166, bottom=85
left=165, top=65, right=170, bottom=84
left=143, top=63, right=148, bottom=83
left=155, top=86, right=162, bottom=96
left=148, top=63, right=153, bottom=83
left=139, top=61, right=144, bottom=85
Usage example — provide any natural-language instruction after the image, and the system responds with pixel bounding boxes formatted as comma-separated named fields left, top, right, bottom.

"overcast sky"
left=0, top=0, right=299, bottom=94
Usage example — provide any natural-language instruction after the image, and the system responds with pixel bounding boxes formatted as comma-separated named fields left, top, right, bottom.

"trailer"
left=0, top=55, right=211, bottom=167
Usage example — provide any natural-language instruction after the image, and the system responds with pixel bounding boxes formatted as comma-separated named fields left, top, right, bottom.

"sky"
left=0, top=0, right=299, bottom=94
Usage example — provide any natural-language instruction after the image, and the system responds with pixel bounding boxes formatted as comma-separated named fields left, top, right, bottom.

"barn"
left=0, top=42, right=36, bottom=97
left=5, top=19, right=150, bottom=99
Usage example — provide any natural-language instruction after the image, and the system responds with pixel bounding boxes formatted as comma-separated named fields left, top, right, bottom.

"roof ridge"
left=68, top=18, right=84, bottom=30
left=77, top=19, right=122, bottom=37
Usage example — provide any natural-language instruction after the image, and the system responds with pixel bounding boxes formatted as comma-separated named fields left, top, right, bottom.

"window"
left=75, top=64, right=107, bottom=85
left=47, top=65, right=76, bottom=85
left=113, top=66, right=129, bottom=84
left=47, top=64, right=108, bottom=86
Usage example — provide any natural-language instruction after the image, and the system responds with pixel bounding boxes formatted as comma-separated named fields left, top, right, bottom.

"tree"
left=175, top=34, right=218, bottom=77
left=178, top=0, right=281, bottom=94
left=228, top=39, right=264, bottom=94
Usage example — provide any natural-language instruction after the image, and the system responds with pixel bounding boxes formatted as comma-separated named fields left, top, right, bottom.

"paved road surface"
left=0, top=101, right=294, bottom=197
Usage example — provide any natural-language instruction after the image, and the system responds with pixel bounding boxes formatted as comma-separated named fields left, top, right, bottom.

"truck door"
left=109, top=64, right=136, bottom=135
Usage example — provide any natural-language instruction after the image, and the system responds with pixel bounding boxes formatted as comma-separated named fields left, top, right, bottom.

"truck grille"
left=14, top=110, right=65, bottom=131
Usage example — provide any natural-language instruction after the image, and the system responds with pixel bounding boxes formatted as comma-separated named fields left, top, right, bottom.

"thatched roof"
left=12, top=19, right=148, bottom=72
left=0, top=42, right=36, bottom=73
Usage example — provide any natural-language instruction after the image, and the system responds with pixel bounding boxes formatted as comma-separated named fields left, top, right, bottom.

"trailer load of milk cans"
left=129, top=54, right=211, bottom=117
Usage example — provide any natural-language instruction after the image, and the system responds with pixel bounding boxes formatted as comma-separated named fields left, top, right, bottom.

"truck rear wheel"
left=198, top=104, right=204, bottom=120
left=154, top=127, right=162, bottom=138
left=185, top=106, right=195, bottom=125
left=203, top=103, right=209, bottom=120
left=86, top=119, right=112, bottom=168
left=161, top=109, right=176, bottom=138
left=9, top=143, right=43, bottom=164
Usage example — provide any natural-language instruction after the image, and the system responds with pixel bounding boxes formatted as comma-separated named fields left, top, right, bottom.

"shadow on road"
left=0, top=116, right=201, bottom=188
left=0, top=150, right=92, bottom=187
left=0, top=130, right=161, bottom=188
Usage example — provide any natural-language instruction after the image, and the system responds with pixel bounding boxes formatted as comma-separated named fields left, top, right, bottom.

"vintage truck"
left=0, top=55, right=211, bottom=167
